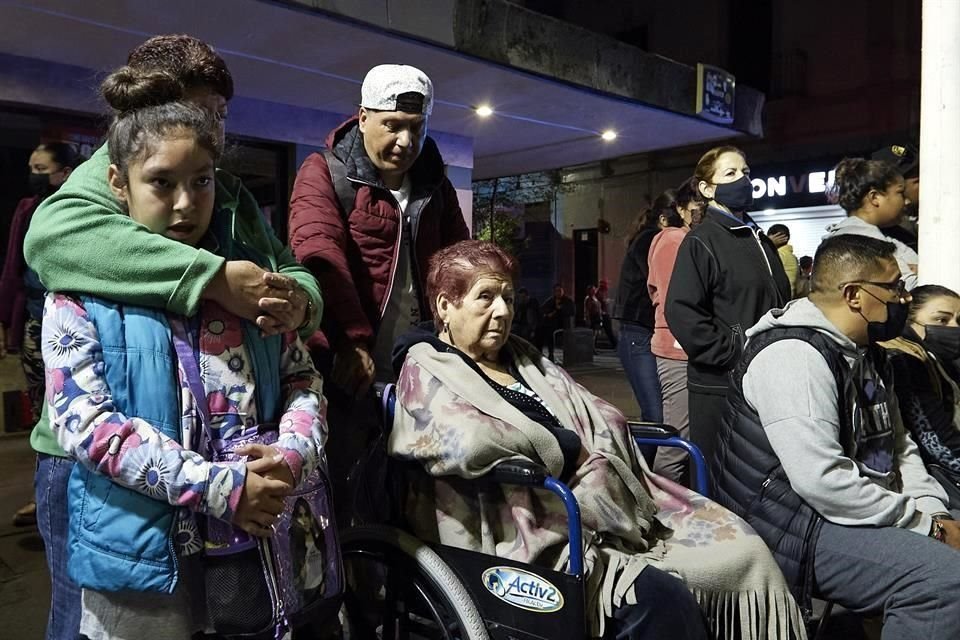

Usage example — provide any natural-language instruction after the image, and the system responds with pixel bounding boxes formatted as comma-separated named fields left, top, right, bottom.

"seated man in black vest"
left=714, top=234, right=960, bottom=637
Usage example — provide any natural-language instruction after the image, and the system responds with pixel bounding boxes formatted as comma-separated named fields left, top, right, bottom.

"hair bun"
left=101, top=67, right=184, bottom=113
left=833, top=157, right=865, bottom=181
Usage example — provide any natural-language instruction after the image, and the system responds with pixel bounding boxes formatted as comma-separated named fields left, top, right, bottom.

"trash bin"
left=562, top=328, right=595, bottom=366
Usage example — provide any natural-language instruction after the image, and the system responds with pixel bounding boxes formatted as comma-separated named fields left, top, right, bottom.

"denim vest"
left=67, top=297, right=280, bottom=593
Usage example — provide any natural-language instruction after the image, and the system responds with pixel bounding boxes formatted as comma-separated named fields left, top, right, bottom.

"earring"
left=442, top=322, right=450, bottom=334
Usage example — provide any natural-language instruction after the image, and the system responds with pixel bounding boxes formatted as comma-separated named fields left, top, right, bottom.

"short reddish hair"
left=426, top=240, right=519, bottom=327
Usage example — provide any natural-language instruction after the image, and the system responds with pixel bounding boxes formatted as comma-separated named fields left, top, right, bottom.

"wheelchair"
left=337, top=383, right=710, bottom=640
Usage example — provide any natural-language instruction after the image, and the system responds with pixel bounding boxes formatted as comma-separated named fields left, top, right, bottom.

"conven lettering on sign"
left=751, top=169, right=837, bottom=200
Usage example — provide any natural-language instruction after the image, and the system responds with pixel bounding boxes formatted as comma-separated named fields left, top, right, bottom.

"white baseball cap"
left=360, top=64, right=433, bottom=116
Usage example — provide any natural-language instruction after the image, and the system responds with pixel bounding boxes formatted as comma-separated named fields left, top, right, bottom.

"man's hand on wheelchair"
left=331, top=341, right=376, bottom=398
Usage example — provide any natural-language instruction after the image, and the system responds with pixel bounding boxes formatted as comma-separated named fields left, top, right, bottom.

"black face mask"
left=859, top=288, right=909, bottom=344
left=712, top=175, right=754, bottom=212
left=28, top=172, right=52, bottom=197
left=924, top=325, right=960, bottom=362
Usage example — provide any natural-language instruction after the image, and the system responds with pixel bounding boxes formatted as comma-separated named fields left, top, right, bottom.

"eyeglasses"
left=839, top=279, right=909, bottom=299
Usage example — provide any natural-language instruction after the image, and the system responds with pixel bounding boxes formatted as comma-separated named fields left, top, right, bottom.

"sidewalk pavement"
left=0, top=433, right=47, bottom=640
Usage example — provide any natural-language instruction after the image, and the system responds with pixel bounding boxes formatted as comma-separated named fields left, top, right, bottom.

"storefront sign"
left=696, top=63, right=735, bottom=125
left=749, top=157, right=848, bottom=209
left=751, top=170, right=836, bottom=201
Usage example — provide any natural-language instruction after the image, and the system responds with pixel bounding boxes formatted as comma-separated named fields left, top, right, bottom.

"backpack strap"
left=321, top=148, right=357, bottom=220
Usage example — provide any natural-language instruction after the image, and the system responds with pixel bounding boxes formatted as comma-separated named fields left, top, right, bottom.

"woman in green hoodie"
left=23, top=35, right=322, bottom=640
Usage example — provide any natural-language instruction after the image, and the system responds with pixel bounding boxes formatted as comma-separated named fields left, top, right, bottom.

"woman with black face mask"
left=885, top=285, right=960, bottom=506
left=664, top=146, right=791, bottom=478
left=0, top=141, right=78, bottom=526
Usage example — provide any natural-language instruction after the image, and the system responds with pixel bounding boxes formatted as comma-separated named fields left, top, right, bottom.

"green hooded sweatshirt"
left=23, top=144, right=322, bottom=457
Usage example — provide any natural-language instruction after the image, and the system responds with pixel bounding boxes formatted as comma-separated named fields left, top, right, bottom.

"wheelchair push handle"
left=627, top=421, right=680, bottom=439
left=628, top=421, right=710, bottom=497
left=489, top=459, right=549, bottom=486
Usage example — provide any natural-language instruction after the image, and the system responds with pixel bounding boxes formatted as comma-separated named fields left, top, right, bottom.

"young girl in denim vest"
left=42, top=70, right=327, bottom=639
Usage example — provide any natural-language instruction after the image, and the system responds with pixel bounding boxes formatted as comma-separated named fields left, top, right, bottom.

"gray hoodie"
left=742, top=297, right=947, bottom=535
left=824, top=216, right=919, bottom=290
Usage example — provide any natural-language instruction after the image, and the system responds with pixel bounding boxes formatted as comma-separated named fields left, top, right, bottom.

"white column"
left=919, top=0, right=960, bottom=290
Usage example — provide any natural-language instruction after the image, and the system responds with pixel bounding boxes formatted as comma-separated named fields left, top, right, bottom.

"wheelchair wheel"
left=340, top=525, right=489, bottom=640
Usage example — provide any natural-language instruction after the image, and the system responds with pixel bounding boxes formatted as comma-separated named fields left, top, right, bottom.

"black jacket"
left=613, top=227, right=659, bottom=329
left=664, top=208, right=790, bottom=390
left=714, top=326, right=854, bottom=616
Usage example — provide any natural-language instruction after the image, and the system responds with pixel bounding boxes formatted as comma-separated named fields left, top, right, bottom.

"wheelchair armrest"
left=628, top=421, right=680, bottom=439
left=486, top=460, right=585, bottom=578
left=374, top=383, right=397, bottom=436
left=487, top=460, right=550, bottom=486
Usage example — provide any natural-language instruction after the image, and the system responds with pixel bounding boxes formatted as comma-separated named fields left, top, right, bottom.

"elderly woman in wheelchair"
left=349, top=240, right=806, bottom=640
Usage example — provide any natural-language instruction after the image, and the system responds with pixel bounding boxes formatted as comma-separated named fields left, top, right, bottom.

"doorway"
left=573, top=227, right=598, bottom=326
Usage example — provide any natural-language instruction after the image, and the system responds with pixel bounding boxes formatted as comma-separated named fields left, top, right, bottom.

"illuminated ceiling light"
left=601, top=129, right=617, bottom=141
left=475, top=105, right=494, bottom=117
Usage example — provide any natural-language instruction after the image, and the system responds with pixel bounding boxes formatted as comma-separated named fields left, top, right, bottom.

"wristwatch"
left=931, top=513, right=953, bottom=543
left=297, top=293, right=315, bottom=331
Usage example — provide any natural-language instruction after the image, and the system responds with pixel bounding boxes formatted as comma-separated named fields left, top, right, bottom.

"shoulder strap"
left=321, top=148, right=357, bottom=220
left=169, top=317, right=213, bottom=433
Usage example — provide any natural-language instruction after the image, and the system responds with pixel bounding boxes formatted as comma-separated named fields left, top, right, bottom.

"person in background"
left=511, top=287, right=541, bottom=342
left=795, top=255, right=813, bottom=299
left=646, top=180, right=704, bottom=483
left=613, top=194, right=669, bottom=422
left=538, top=283, right=575, bottom=362
left=1, top=142, right=80, bottom=528
left=595, top=279, right=618, bottom=347
left=824, top=157, right=918, bottom=290
left=666, top=146, right=790, bottom=468
left=884, top=285, right=960, bottom=501
left=873, top=142, right=920, bottom=252
left=767, top=223, right=799, bottom=297
left=584, top=285, right=602, bottom=345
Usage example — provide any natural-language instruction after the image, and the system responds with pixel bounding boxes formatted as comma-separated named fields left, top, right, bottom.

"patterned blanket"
left=389, top=336, right=805, bottom=639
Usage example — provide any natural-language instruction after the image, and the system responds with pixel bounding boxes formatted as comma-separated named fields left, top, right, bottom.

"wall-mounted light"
left=601, top=130, right=617, bottom=141
left=476, top=105, right=494, bottom=117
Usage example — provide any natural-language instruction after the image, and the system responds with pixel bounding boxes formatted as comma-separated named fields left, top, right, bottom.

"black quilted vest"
left=713, top=326, right=865, bottom=616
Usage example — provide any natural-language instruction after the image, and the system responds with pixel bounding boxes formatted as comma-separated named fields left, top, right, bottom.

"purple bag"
left=172, top=319, right=342, bottom=638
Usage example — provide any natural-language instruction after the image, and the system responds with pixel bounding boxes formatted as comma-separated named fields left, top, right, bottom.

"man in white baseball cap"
left=357, top=64, right=435, bottom=189
left=288, top=63, right=468, bottom=524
